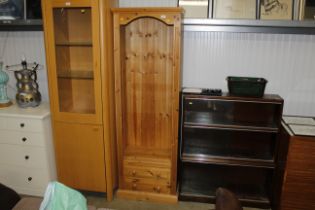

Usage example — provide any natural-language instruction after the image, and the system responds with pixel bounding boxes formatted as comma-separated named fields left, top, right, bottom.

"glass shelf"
left=57, top=70, right=94, bottom=79
left=182, top=19, right=315, bottom=34
left=180, top=162, right=272, bottom=207
left=182, top=126, right=277, bottom=162
left=183, top=97, right=281, bottom=130
left=181, top=153, right=275, bottom=168
left=55, top=41, right=92, bottom=46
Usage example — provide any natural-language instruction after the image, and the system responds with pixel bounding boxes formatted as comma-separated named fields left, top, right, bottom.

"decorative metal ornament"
left=7, top=60, right=41, bottom=108
left=0, top=61, right=12, bottom=108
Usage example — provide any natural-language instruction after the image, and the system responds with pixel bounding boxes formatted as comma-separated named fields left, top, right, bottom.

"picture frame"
left=299, top=0, right=315, bottom=20
left=0, top=0, right=24, bottom=20
left=213, top=0, right=256, bottom=19
left=179, top=0, right=211, bottom=18
left=260, top=0, right=294, bottom=20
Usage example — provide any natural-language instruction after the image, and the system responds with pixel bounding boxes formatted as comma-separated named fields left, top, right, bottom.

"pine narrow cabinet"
left=112, top=8, right=182, bottom=203
left=41, top=0, right=118, bottom=200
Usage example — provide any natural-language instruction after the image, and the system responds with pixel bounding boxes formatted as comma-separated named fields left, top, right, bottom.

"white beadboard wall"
left=0, top=0, right=314, bottom=116
left=119, top=0, right=177, bottom=7
left=182, top=32, right=315, bottom=116
left=0, top=31, right=49, bottom=102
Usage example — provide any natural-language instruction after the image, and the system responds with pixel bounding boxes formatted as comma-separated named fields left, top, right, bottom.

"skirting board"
left=116, top=189, right=178, bottom=204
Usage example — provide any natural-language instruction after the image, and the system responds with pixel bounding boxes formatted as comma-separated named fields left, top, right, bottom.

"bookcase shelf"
left=178, top=92, right=284, bottom=208
left=182, top=154, right=275, bottom=168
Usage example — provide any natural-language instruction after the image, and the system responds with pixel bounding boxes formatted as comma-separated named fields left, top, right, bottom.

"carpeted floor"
left=85, top=193, right=269, bottom=210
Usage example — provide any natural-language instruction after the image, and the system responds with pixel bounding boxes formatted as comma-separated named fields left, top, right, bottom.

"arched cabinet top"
left=112, top=7, right=182, bottom=26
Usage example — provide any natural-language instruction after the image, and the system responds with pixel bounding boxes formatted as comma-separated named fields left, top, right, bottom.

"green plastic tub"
left=227, top=76, right=267, bottom=97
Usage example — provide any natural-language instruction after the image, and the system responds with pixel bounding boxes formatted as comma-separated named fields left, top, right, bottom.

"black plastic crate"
left=227, top=76, right=267, bottom=97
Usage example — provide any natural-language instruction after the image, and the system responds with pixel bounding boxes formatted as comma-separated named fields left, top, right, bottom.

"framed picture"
left=213, top=0, right=256, bottom=19
left=293, top=0, right=300, bottom=20
left=179, top=0, right=210, bottom=18
left=0, top=0, right=24, bottom=20
left=299, top=0, right=315, bottom=20
left=260, top=0, right=293, bottom=20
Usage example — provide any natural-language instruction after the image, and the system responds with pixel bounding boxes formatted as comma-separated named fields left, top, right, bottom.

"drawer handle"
left=20, top=123, right=25, bottom=128
left=22, top=137, right=27, bottom=142
left=131, top=170, right=136, bottom=176
left=153, top=186, right=161, bottom=193
left=28, top=177, right=32, bottom=182
left=25, top=155, right=29, bottom=160
left=132, top=183, right=137, bottom=190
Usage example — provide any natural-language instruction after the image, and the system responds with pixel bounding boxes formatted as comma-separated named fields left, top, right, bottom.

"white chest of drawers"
left=0, top=102, right=56, bottom=196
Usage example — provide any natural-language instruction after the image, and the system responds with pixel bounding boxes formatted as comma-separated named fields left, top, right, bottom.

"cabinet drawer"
left=0, top=165, right=50, bottom=196
left=182, top=127, right=277, bottom=161
left=124, top=156, right=171, bottom=169
left=0, top=131, right=44, bottom=147
left=6, top=117, right=44, bottom=132
left=0, top=145, right=47, bottom=168
left=184, top=98, right=281, bottom=129
left=124, top=166, right=170, bottom=181
left=123, top=177, right=171, bottom=194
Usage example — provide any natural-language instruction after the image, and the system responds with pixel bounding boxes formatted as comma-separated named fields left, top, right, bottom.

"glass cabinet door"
left=184, top=97, right=282, bottom=129
left=53, top=7, right=95, bottom=114
left=45, top=1, right=102, bottom=124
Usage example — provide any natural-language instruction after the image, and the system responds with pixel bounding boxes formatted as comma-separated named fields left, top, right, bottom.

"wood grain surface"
left=113, top=8, right=182, bottom=199
left=280, top=134, right=315, bottom=210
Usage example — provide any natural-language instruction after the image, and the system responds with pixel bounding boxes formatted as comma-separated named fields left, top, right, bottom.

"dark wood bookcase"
left=178, top=92, right=284, bottom=209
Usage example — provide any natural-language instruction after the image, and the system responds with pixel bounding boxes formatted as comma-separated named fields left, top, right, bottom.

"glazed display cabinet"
left=41, top=0, right=118, bottom=200
left=178, top=92, right=284, bottom=209
left=43, top=0, right=102, bottom=123
left=279, top=118, right=315, bottom=210
left=112, top=8, right=182, bottom=203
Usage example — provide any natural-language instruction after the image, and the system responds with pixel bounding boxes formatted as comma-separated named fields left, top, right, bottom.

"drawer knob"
left=25, top=155, right=29, bottom=160
left=132, top=183, right=137, bottom=190
left=28, top=177, right=32, bottom=182
left=22, top=137, right=27, bottom=142
left=20, top=123, right=25, bottom=128
left=153, top=186, right=161, bottom=193
left=131, top=170, right=136, bottom=176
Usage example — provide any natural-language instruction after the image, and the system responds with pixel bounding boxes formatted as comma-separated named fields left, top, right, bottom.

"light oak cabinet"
left=42, top=0, right=118, bottom=200
left=112, top=8, right=182, bottom=203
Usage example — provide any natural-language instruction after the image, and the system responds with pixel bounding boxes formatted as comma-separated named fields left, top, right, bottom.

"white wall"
left=0, top=0, right=314, bottom=116
left=119, top=0, right=177, bottom=7
left=182, top=32, right=315, bottom=116
left=0, top=31, right=49, bottom=102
